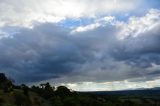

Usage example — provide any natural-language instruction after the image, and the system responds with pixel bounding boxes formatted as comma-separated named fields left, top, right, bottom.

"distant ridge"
left=84, top=87, right=160, bottom=96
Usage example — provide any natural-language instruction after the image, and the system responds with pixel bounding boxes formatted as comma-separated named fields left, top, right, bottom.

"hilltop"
left=0, top=73, right=160, bottom=106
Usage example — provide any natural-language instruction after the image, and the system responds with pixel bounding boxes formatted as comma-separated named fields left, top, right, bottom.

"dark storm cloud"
left=0, top=23, right=87, bottom=83
left=0, top=23, right=120, bottom=83
left=111, top=23, right=160, bottom=67
left=0, top=13, right=160, bottom=84
left=69, top=22, right=160, bottom=83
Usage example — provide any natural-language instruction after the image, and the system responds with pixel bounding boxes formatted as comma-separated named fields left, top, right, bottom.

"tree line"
left=1, top=73, right=160, bottom=106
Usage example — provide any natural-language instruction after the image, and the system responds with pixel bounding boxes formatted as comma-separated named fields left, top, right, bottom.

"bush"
left=0, top=97, right=5, bottom=105
left=12, top=91, right=31, bottom=106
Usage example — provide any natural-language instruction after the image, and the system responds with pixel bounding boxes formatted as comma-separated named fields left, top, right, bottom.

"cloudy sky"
left=0, top=0, right=160, bottom=91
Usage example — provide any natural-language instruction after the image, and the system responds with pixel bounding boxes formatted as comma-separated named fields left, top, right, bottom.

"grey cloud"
left=0, top=23, right=120, bottom=83
left=111, top=23, right=160, bottom=66
left=0, top=17, right=160, bottom=84
left=0, top=23, right=86, bottom=83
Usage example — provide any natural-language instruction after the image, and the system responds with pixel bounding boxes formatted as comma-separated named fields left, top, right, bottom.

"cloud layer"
left=0, top=0, right=147, bottom=27
left=0, top=8, right=160, bottom=84
left=0, top=0, right=160, bottom=90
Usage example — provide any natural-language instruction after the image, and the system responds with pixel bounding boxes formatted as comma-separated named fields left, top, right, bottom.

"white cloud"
left=71, top=16, right=116, bottom=33
left=118, top=9, right=160, bottom=39
left=71, top=23, right=101, bottom=33
left=0, top=0, right=141, bottom=27
left=71, top=8, right=160, bottom=37
left=0, top=30, right=10, bottom=39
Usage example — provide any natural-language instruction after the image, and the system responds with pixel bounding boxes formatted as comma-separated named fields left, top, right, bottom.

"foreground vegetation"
left=0, top=73, right=160, bottom=106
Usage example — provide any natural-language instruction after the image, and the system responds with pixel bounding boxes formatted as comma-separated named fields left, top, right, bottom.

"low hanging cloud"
left=0, top=8, right=160, bottom=86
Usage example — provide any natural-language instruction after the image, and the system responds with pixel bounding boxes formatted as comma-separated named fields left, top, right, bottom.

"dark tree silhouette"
left=43, top=82, right=55, bottom=99
left=21, top=84, right=29, bottom=96
left=0, top=73, right=13, bottom=92
left=56, top=86, right=71, bottom=97
left=31, top=83, right=55, bottom=99
left=0, top=73, right=7, bottom=82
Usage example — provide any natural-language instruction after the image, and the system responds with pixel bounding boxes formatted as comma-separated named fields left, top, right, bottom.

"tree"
left=0, top=73, right=7, bottom=82
left=0, top=73, right=13, bottom=92
left=56, top=86, right=71, bottom=97
left=32, top=83, right=55, bottom=99
left=21, top=84, right=29, bottom=96
left=43, top=82, right=55, bottom=99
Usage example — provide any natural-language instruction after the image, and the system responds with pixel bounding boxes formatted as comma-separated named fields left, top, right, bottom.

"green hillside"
left=0, top=89, right=51, bottom=106
left=1, top=73, right=160, bottom=106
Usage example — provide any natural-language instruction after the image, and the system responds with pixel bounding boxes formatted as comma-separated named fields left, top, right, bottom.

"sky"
left=0, top=0, right=160, bottom=91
